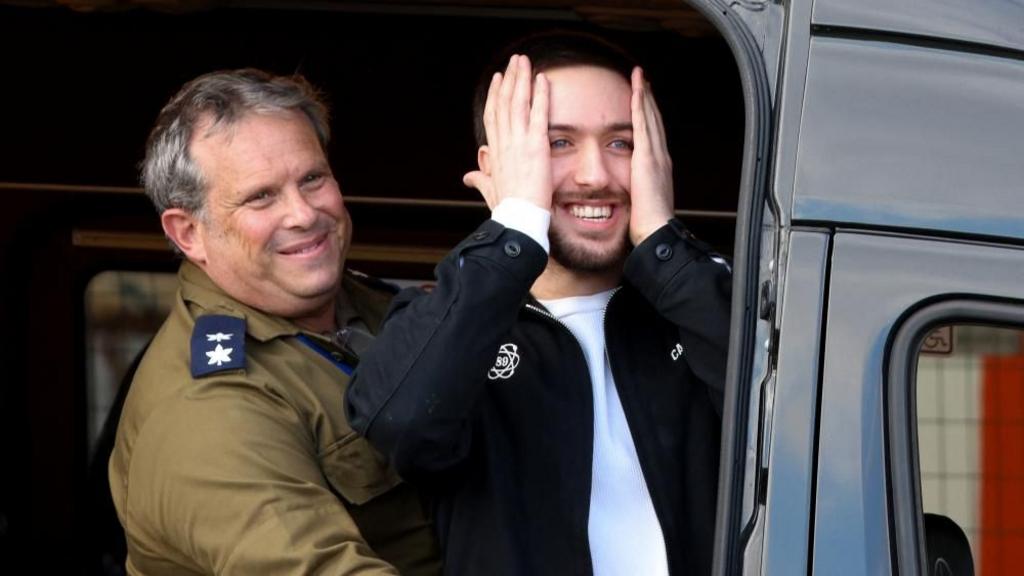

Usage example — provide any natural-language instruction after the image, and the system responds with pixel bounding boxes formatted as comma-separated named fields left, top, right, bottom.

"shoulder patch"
left=190, top=315, right=246, bottom=378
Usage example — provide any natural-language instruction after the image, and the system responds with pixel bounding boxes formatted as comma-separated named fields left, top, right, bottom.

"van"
left=712, top=2, right=1024, bottom=574
left=0, top=0, right=1021, bottom=574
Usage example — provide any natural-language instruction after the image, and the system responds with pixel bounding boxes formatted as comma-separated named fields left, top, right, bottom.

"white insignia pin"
left=207, top=332, right=233, bottom=342
left=206, top=344, right=233, bottom=366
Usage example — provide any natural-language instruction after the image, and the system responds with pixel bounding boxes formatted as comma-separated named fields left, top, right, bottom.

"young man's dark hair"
left=472, top=29, right=638, bottom=146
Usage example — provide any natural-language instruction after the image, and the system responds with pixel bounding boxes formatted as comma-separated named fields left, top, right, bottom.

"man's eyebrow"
left=548, top=122, right=634, bottom=132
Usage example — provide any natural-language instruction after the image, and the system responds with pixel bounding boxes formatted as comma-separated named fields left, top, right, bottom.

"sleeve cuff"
left=491, top=198, right=550, bottom=254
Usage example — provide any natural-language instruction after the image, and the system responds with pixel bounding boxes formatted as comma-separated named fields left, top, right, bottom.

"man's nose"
left=281, top=187, right=318, bottom=228
left=572, top=143, right=610, bottom=190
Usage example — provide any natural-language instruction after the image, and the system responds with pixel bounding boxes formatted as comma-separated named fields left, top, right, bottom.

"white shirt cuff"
left=491, top=198, right=550, bottom=254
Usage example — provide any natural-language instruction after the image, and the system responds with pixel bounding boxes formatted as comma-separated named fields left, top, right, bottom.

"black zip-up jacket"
left=346, top=218, right=730, bottom=575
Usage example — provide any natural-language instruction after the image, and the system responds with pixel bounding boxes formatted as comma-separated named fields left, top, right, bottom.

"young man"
left=109, top=69, right=440, bottom=575
left=347, top=32, right=730, bottom=575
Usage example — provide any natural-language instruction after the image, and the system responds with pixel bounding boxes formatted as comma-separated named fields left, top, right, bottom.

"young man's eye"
left=550, top=138, right=571, bottom=149
left=609, top=139, right=634, bottom=151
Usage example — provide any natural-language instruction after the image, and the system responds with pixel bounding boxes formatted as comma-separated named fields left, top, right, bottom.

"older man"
left=110, top=69, right=439, bottom=575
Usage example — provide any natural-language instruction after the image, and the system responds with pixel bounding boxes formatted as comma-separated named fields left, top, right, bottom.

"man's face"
left=544, top=65, right=633, bottom=272
left=188, top=110, right=350, bottom=320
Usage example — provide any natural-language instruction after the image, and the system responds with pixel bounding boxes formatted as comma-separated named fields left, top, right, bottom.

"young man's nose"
left=572, top=143, right=610, bottom=189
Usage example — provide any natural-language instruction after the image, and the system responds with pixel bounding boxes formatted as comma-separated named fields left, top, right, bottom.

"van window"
left=84, top=270, right=177, bottom=458
left=915, top=323, right=1024, bottom=575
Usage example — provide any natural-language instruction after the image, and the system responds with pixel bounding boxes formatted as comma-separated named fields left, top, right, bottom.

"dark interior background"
left=0, top=2, right=742, bottom=572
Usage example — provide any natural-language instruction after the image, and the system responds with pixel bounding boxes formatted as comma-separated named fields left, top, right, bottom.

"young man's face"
left=187, top=110, right=351, bottom=320
left=544, top=65, right=634, bottom=272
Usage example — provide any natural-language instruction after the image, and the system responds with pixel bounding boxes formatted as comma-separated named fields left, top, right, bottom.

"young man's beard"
left=548, top=225, right=631, bottom=273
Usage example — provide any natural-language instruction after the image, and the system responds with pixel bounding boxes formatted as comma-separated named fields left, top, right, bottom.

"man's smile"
left=277, top=231, right=330, bottom=257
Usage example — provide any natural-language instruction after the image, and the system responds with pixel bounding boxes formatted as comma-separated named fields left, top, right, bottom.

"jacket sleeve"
left=622, top=219, right=732, bottom=413
left=346, top=220, right=547, bottom=481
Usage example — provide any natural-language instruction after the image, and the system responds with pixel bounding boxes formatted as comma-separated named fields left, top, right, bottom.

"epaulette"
left=346, top=268, right=400, bottom=295
left=190, top=315, right=246, bottom=378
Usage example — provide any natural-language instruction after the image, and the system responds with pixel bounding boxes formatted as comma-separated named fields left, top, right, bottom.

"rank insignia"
left=191, top=315, right=246, bottom=377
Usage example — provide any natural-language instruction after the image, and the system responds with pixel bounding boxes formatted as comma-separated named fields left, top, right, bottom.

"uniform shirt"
left=109, top=260, right=440, bottom=576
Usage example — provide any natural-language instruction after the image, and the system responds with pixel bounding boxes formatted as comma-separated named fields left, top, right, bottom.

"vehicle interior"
left=0, top=0, right=750, bottom=572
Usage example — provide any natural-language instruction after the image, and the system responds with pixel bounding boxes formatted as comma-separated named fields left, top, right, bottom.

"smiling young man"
left=347, top=32, right=731, bottom=575
left=109, top=69, right=440, bottom=575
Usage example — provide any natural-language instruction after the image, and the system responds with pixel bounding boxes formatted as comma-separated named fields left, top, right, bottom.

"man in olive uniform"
left=109, top=69, right=440, bottom=575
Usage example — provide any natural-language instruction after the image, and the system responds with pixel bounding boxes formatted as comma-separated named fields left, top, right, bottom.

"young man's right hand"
left=463, top=55, right=553, bottom=212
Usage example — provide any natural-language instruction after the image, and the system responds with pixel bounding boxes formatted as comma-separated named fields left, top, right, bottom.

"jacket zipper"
left=522, top=300, right=595, bottom=574
left=524, top=287, right=622, bottom=332
left=599, top=287, right=676, bottom=575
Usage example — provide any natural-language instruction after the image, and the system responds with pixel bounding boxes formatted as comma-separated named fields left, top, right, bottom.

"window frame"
left=886, top=297, right=1024, bottom=575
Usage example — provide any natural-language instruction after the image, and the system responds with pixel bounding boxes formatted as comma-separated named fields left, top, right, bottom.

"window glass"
left=917, top=324, right=1024, bottom=575
left=84, top=271, right=178, bottom=459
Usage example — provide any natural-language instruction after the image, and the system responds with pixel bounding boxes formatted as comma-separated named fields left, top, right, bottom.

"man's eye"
left=550, top=138, right=571, bottom=149
left=246, top=190, right=272, bottom=204
left=609, top=139, right=634, bottom=151
left=303, top=172, right=326, bottom=186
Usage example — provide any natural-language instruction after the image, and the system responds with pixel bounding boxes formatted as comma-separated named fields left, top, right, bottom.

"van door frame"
left=676, top=0, right=776, bottom=574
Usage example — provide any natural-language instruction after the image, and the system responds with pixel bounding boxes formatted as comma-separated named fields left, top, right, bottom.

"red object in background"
left=980, top=336, right=1024, bottom=575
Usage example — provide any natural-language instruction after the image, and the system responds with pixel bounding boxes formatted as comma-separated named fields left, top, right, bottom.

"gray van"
left=709, top=0, right=1024, bottom=574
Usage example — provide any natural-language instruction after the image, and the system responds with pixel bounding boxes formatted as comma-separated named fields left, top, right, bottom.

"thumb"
left=463, top=170, right=497, bottom=209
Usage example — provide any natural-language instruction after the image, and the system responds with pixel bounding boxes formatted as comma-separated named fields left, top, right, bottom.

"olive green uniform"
left=110, top=261, right=440, bottom=575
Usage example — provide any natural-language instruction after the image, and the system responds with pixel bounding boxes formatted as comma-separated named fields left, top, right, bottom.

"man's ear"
left=477, top=145, right=491, bottom=175
left=160, top=208, right=207, bottom=264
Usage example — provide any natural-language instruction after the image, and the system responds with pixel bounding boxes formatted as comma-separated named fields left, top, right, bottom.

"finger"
left=496, top=55, right=518, bottom=144
left=643, top=77, right=669, bottom=157
left=529, top=72, right=549, bottom=140
left=482, top=72, right=501, bottom=149
left=511, top=55, right=532, bottom=137
left=646, top=94, right=669, bottom=163
left=631, top=67, right=648, bottom=153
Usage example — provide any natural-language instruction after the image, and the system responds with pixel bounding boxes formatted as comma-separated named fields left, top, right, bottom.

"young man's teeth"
left=570, top=205, right=611, bottom=220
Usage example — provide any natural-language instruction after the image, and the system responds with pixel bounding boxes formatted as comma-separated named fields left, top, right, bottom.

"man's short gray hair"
left=141, top=68, right=331, bottom=215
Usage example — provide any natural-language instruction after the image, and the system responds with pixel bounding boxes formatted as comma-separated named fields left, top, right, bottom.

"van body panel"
left=811, top=0, right=1024, bottom=53
left=792, top=36, right=1024, bottom=239
left=812, top=231, right=1024, bottom=575
left=761, top=229, right=829, bottom=575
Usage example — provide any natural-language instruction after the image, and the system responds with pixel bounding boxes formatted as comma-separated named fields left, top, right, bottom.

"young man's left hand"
left=628, top=67, right=676, bottom=246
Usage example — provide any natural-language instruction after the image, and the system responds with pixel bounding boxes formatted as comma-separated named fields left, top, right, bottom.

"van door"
left=814, top=233, right=1024, bottom=575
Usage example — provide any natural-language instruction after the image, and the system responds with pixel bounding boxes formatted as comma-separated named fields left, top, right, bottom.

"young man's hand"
left=463, top=55, right=553, bottom=212
left=628, top=66, right=675, bottom=246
